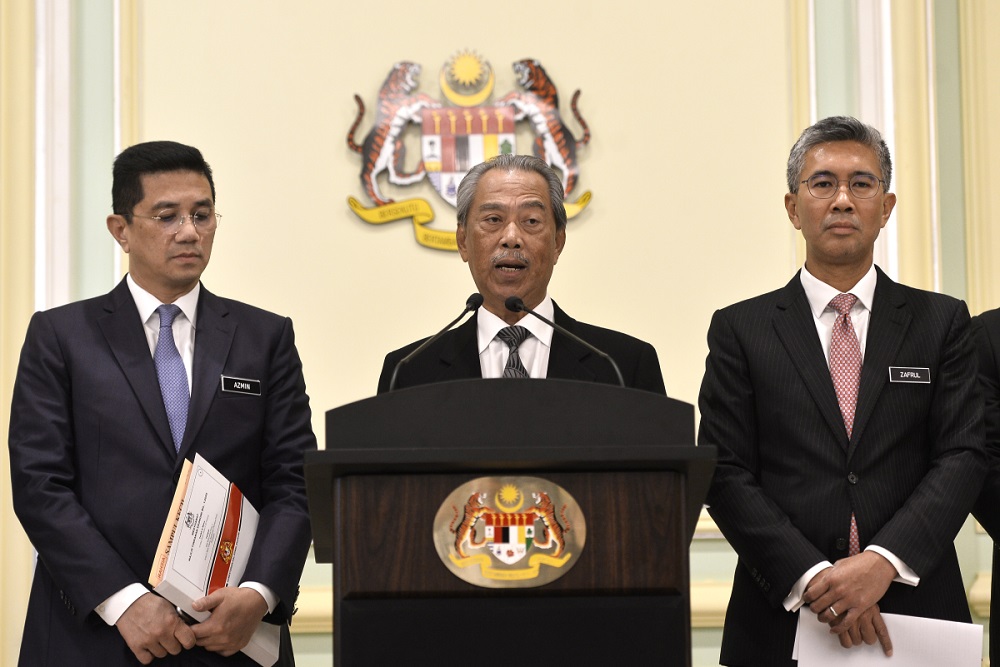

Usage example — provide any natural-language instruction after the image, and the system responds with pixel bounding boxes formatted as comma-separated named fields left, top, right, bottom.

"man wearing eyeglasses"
left=8, top=141, right=316, bottom=666
left=698, top=116, right=985, bottom=666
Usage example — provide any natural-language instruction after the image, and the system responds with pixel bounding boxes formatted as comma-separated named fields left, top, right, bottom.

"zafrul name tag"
left=220, top=375, right=261, bottom=395
left=889, top=367, right=931, bottom=383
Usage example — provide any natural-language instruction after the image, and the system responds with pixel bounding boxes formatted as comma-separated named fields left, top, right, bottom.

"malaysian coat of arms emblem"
left=347, top=51, right=592, bottom=251
left=433, top=476, right=586, bottom=588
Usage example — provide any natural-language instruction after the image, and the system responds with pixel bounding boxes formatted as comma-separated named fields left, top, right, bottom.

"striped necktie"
left=497, top=326, right=531, bottom=378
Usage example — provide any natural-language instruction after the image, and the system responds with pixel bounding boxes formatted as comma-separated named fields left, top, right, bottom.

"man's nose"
left=173, top=217, right=201, bottom=241
left=500, top=220, right=522, bottom=247
left=831, top=183, right=856, bottom=210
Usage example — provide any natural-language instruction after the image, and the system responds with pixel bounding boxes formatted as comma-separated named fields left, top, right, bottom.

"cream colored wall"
left=131, top=0, right=800, bottom=427
left=963, top=0, right=1000, bottom=316
left=0, top=2, right=37, bottom=665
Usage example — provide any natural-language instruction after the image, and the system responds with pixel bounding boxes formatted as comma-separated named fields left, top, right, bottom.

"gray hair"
left=456, top=154, right=567, bottom=231
left=786, top=116, right=892, bottom=193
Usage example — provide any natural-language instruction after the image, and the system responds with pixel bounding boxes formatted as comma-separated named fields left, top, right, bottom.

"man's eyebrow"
left=149, top=198, right=214, bottom=210
left=149, top=199, right=179, bottom=210
left=519, top=199, right=546, bottom=211
left=807, top=169, right=878, bottom=178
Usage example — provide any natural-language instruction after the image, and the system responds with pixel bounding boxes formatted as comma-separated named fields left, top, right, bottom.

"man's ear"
left=784, top=193, right=802, bottom=230
left=456, top=223, right=469, bottom=262
left=107, top=214, right=130, bottom=252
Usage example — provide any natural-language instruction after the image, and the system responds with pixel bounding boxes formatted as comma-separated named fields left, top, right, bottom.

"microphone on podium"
left=504, top=296, right=625, bottom=388
left=388, top=294, right=484, bottom=392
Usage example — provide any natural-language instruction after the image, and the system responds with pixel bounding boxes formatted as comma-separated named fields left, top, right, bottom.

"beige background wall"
left=132, top=0, right=800, bottom=425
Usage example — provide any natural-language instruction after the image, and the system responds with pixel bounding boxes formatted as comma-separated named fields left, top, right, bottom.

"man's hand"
left=190, top=587, right=269, bottom=656
left=115, top=593, right=196, bottom=664
left=831, top=604, right=893, bottom=656
left=803, top=551, right=896, bottom=633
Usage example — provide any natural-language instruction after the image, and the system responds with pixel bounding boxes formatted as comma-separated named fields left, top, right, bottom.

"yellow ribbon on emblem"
left=347, top=197, right=456, bottom=251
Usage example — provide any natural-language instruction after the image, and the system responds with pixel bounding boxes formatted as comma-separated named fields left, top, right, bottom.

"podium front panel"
left=334, top=470, right=687, bottom=596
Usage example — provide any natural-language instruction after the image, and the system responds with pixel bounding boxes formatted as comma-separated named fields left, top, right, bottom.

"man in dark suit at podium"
left=8, top=141, right=316, bottom=666
left=698, top=116, right=985, bottom=666
left=971, top=308, right=1000, bottom=665
left=378, top=154, right=665, bottom=394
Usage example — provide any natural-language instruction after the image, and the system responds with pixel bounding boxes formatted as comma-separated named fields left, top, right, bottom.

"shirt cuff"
left=784, top=561, right=833, bottom=611
left=96, top=583, right=149, bottom=625
left=866, top=545, right=919, bottom=586
left=240, top=581, right=277, bottom=614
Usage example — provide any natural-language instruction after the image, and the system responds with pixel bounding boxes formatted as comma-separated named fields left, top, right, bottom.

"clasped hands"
left=116, top=587, right=268, bottom=665
left=802, top=550, right=897, bottom=656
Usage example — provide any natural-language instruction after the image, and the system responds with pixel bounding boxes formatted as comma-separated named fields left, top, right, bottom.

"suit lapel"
left=180, top=287, right=234, bottom=461
left=848, top=269, right=910, bottom=458
left=546, top=303, right=598, bottom=382
left=772, top=274, right=849, bottom=445
left=98, top=279, right=176, bottom=456
left=436, top=315, right=482, bottom=380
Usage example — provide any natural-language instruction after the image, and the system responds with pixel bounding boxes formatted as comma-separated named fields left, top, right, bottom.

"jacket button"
left=836, top=537, right=848, bottom=550
left=847, top=472, right=858, bottom=484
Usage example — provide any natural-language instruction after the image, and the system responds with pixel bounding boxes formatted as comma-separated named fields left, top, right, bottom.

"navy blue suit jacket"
left=972, top=308, right=1000, bottom=664
left=8, top=278, right=316, bottom=666
left=698, top=268, right=985, bottom=666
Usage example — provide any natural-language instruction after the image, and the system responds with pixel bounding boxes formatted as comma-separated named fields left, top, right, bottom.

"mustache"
left=491, top=250, right=529, bottom=266
left=822, top=215, right=861, bottom=230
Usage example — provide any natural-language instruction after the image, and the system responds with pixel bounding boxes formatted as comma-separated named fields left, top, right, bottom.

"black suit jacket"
left=972, top=309, right=1000, bottom=664
left=377, top=302, right=666, bottom=394
left=8, top=278, right=316, bottom=666
left=698, top=268, right=985, bottom=666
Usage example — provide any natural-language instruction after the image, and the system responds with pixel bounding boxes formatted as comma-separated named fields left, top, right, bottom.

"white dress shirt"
left=95, top=276, right=275, bottom=625
left=476, top=295, right=555, bottom=378
left=783, top=264, right=918, bottom=612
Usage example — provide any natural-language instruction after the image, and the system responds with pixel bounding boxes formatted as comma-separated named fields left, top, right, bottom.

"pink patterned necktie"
left=828, top=293, right=862, bottom=555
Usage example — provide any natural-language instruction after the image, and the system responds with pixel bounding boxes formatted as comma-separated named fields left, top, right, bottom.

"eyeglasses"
left=800, top=174, right=885, bottom=199
left=128, top=210, right=221, bottom=234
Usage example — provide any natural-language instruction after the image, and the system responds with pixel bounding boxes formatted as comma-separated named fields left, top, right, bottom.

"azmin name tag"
left=889, top=367, right=931, bottom=383
left=221, top=375, right=262, bottom=395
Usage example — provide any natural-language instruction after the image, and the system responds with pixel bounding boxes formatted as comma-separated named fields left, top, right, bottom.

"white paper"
left=150, top=454, right=276, bottom=666
left=793, top=609, right=982, bottom=666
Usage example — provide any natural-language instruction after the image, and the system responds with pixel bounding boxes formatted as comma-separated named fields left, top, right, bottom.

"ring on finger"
left=829, top=606, right=838, bottom=617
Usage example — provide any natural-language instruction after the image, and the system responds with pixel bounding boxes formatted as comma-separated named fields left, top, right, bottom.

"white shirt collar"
left=126, top=274, right=201, bottom=327
left=476, top=295, right=555, bottom=354
left=800, top=264, right=877, bottom=318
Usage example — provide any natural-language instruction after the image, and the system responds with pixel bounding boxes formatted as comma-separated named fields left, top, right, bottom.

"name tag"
left=888, top=367, right=930, bottom=383
left=220, top=375, right=261, bottom=395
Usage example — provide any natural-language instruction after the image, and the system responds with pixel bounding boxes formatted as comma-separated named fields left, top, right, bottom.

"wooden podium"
left=305, top=379, right=715, bottom=666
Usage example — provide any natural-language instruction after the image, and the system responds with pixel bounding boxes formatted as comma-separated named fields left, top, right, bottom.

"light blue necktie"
left=154, top=304, right=189, bottom=452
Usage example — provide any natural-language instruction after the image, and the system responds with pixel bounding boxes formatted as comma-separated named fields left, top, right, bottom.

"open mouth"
left=496, top=262, right=525, bottom=273
left=492, top=251, right=528, bottom=273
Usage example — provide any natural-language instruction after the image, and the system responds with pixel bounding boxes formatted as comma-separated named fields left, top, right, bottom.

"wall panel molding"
left=960, top=0, right=1000, bottom=314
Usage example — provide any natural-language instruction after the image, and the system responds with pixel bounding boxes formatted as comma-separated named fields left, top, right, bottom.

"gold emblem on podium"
left=433, top=476, right=586, bottom=588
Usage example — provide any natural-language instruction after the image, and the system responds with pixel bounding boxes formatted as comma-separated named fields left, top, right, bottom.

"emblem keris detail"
left=434, top=476, right=586, bottom=588
left=347, top=52, right=592, bottom=251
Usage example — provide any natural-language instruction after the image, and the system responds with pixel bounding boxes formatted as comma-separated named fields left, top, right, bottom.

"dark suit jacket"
left=8, top=278, right=316, bottom=666
left=698, top=267, right=985, bottom=666
left=377, top=301, right=666, bottom=395
left=972, top=309, right=1000, bottom=664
